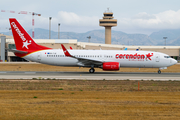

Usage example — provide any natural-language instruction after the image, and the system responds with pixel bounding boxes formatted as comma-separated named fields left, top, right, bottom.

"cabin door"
left=156, top=54, right=160, bottom=62
left=37, top=52, right=41, bottom=61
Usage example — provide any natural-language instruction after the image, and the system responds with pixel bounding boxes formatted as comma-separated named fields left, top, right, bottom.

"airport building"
left=0, top=36, right=180, bottom=62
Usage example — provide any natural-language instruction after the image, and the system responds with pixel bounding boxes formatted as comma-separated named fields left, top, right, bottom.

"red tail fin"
left=9, top=18, right=51, bottom=51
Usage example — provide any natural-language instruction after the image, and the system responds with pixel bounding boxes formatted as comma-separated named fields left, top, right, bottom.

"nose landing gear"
left=158, top=70, right=161, bottom=74
left=158, top=67, right=167, bottom=74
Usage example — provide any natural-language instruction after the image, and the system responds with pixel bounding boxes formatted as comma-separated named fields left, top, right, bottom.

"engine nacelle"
left=102, top=62, right=120, bottom=71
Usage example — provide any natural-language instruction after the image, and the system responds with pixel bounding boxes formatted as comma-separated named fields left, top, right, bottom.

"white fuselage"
left=23, top=49, right=177, bottom=69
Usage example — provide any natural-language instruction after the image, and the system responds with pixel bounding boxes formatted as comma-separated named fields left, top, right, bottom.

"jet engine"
left=102, top=62, right=120, bottom=71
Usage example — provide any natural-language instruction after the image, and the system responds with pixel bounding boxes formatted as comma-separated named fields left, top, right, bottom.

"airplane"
left=124, top=48, right=127, bottom=50
left=8, top=18, right=177, bottom=74
left=124, top=48, right=139, bottom=51
left=70, top=46, right=73, bottom=50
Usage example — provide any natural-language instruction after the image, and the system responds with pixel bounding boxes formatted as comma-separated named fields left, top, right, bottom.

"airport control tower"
left=99, top=9, right=117, bottom=44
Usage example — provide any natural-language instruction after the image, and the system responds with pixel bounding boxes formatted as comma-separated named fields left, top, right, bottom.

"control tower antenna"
left=99, top=8, right=117, bottom=44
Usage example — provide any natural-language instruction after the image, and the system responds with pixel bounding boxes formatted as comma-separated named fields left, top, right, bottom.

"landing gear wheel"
left=158, top=70, right=161, bottom=74
left=89, top=68, right=95, bottom=73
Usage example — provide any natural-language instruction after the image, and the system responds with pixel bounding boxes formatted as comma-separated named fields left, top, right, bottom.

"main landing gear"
left=89, top=68, right=95, bottom=73
left=89, top=65, right=95, bottom=73
left=158, top=70, right=161, bottom=74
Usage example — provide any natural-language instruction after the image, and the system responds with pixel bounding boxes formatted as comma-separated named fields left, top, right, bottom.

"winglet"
left=61, top=44, right=72, bottom=57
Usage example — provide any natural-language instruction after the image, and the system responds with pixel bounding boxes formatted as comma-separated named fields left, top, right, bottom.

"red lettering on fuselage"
left=115, top=53, right=153, bottom=61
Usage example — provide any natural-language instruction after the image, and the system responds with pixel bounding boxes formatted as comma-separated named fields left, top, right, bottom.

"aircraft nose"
left=172, top=59, right=177, bottom=65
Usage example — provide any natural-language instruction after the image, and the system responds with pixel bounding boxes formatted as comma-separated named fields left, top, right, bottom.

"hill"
left=27, top=29, right=155, bottom=45
left=149, top=29, right=180, bottom=46
left=1, top=28, right=180, bottom=46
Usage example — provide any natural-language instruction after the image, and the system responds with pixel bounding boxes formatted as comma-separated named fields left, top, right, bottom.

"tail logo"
left=23, top=40, right=31, bottom=49
left=11, top=22, right=31, bottom=49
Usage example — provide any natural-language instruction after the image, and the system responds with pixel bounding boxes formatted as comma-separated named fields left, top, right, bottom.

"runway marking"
left=0, top=72, right=7, bottom=74
left=24, top=72, right=36, bottom=74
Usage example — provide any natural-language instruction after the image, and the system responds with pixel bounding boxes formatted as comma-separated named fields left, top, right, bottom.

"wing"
left=6, top=48, right=28, bottom=54
left=61, top=44, right=103, bottom=66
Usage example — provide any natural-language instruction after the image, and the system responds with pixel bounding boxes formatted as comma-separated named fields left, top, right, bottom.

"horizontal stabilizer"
left=6, top=48, right=28, bottom=54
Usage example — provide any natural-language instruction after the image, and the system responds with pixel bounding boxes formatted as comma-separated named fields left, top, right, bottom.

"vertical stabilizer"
left=9, top=18, right=51, bottom=51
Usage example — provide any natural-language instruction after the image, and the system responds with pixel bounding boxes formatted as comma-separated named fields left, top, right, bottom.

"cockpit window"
left=164, top=56, right=171, bottom=58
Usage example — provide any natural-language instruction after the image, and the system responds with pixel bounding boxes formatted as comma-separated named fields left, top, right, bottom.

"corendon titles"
left=11, top=22, right=26, bottom=42
left=115, top=53, right=153, bottom=61
left=11, top=22, right=31, bottom=49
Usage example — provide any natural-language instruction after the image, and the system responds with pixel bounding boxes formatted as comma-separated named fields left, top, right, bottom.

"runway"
left=0, top=71, right=180, bottom=80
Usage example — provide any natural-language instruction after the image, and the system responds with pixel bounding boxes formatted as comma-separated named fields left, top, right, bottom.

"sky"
left=1, top=0, right=180, bottom=35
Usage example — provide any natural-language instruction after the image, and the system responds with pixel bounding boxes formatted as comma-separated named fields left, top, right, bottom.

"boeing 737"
left=8, top=18, right=177, bottom=74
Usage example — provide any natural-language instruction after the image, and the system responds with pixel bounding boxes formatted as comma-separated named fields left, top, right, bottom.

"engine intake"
left=102, top=62, right=120, bottom=71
